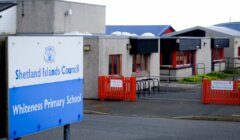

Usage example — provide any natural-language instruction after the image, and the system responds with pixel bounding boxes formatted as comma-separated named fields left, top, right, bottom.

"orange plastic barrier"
left=202, top=79, right=240, bottom=105
left=98, top=76, right=136, bottom=102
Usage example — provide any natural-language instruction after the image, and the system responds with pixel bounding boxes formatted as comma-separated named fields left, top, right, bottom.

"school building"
left=161, top=26, right=232, bottom=78
left=83, top=35, right=160, bottom=98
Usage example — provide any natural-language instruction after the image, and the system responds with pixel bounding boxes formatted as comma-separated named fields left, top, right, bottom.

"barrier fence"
left=202, top=79, right=240, bottom=105
left=98, top=76, right=136, bottom=102
left=225, top=57, right=240, bottom=69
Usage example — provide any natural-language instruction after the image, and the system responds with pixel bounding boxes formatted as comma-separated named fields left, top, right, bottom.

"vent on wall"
left=65, top=9, right=72, bottom=16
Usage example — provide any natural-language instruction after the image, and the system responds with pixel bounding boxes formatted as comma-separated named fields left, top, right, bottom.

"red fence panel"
left=98, top=76, right=136, bottom=102
left=202, top=79, right=240, bottom=105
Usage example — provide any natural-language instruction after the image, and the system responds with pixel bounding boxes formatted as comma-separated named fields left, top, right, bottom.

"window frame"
left=176, top=51, right=192, bottom=67
left=133, top=54, right=149, bottom=72
left=109, top=54, right=121, bottom=75
left=238, top=47, right=240, bottom=57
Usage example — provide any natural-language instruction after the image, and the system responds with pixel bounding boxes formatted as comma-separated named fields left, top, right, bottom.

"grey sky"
left=64, top=0, right=240, bottom=30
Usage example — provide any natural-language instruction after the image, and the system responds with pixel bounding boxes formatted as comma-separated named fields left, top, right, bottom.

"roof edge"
left=0, top=2, right=16, bottom=12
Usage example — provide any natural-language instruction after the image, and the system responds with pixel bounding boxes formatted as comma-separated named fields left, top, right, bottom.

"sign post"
left=64, top=124, right=70, bottom=140
left=8, top=36, right=84, bottom=139
left=0, top=38, right=7, bottom=139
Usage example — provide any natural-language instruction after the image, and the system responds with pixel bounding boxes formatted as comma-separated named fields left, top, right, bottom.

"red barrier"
left=202, top=79, right=240, bottom=105
left=98, top=76, right=136, bottom=102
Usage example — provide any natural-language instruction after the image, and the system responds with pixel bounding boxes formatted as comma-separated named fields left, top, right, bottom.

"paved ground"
left=85, top=82, right=240, bottom=120
left=84, top=99, right=240, bottom=119
left=22, top=115, right=240, bottom=140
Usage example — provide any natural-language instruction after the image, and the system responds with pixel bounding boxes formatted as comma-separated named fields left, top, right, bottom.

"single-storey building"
left=4, top=0, right=161, bottom=99
left=160, top=37, right=214, bottom=79
left=106, top=25, right=175, bottom=36
left=0, top=1, right=16, bottom=34
left=161, top=26, right=232, bottom=78
left=83, top=35, right=160, bottom=98
left=162, top=26, right=238, bottom=68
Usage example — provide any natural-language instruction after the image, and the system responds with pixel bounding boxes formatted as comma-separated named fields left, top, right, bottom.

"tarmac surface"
left=84, top=82, right=240, bottom=121
left=23, top=115, right=240, bottom=140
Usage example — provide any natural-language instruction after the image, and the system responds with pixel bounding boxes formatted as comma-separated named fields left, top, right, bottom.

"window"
left=161, top=51, right=172, bottom=66
left=212, top=48, right=224, bottom=61
left=109, top=55, right=121, bottom=75
left=133, top=54, right=149, bottom=72
left=176, top=51, right=192, bottom=66
left=238, top=47, right=240, bottom=57
left=161, top=50, right=193, bottom=68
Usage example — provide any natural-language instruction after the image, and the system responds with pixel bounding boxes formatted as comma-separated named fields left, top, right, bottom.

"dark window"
left=161, top=51, right=172, bottom=65
left=133, top=54, right=149, bottom=72
left=238, top=47, right=240, bottom=57
left=109, top=55, right=121, bottom=75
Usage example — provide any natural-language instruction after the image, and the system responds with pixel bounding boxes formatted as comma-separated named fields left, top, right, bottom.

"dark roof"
left=215, top=22, right=240, bottom=32
left=0, top=2, right=16, bottom=12
left=106, top=25, right=175, bottom=36
left=162, top=26, right=240, bottom=37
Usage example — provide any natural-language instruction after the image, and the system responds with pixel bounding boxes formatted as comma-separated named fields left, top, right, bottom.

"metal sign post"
left=64, top=124, right=70, bottom=140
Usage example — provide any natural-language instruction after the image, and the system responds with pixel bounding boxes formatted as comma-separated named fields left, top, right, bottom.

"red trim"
left=140, top=55, right=142, bottom=71
left=212, top=48, right=224, bottom=60
left=118, top=56, right=120, bottom=74
left=163, top=27, right=175, bottom=35
left=109, top=55, right=121, bottom=75
left=175, top=51, right=192, bottom=66
left=133, top=54, right=149, bottom=72
left=172, top=51, right=177, bottom=68
left=238, top=47, right=240, bottom=57
left=111, top=56, right=114, bottom=74
left=189, top=52, right=191, bottom=63
left=193, top=51, right=197, bottom=75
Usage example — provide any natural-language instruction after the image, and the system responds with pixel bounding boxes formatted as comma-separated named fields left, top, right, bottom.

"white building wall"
left=233, top=38, right=240, bottom=68
left=176, top=68, right=193, bottom=79
left=223, top=38, right=234, bottom=68
left=83, top=37, right=100, bottom=99
left=149, top=39, right=160, bottom=77
left=17, top=0, right=105, bottom=34
left=214, top=62, right=225, bottom=71
left=196, top=38, right=212, bottom=74
left=98, top=37, right=132, bottom=77
left=160, top=68, right=192, bottom=81
left=0, top=6, right=16, bottom=34
left=54, top=0, right=106, bottom=34
left=149, top=53, right=159, bottom=77
left=224, top=38, right=235, bottom=58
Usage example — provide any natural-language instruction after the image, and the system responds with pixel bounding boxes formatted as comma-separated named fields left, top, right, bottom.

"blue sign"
left=9, top=79, right=83, bottom=139
left=8, top=36, right=84, bottom=139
